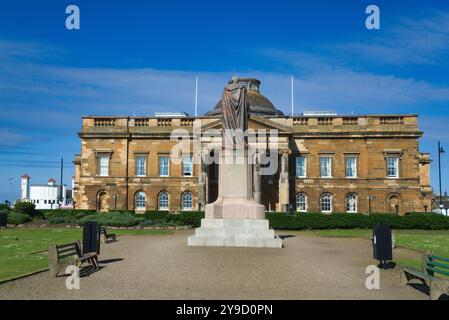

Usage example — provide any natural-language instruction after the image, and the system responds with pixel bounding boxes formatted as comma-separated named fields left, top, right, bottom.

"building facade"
left=21, top=175, right=73, bottom=209
left=73, top=78, right=432, bottom=215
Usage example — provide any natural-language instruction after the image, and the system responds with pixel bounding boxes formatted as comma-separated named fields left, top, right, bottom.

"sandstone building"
left=73, top=77, right=432, bottom=215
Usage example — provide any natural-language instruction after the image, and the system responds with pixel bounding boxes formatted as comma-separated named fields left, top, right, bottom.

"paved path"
left=0, top=231, right=426, bottom=300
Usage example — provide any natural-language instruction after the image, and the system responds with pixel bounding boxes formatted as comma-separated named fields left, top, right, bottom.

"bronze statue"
left=220, top=76, right=249, bottom=147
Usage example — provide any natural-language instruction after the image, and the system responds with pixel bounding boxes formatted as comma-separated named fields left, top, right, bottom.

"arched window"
left=135, top=191, right=146, bottom=210
left=158, top=191, right=169, bottom=211
left=346, top=193, right=358, bottom=213
left=97, top=190, right=108, bottom=212
left=182, top=192, right=193, bottom=211
left=296, top=193, right=307, bottom=212
left=388, top=194, right=401, bottom=214
left=320, top=193, right=332, bottom=213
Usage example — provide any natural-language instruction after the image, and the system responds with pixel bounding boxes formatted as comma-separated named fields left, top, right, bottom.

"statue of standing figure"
left=220, top=76, right=250, bottom=148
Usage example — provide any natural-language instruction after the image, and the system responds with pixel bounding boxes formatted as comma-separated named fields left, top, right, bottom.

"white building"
left=21, top=174, right=73, bottom=210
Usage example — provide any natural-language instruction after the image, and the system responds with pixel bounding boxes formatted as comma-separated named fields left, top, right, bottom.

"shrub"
left=78, top=211, right=144, bottom=227
left=7, top=212, right=31, bottom=225
left=143, top=211, right=170, bottom=222
left=39, top=209, right=96, bottom=220
left=0, top=203, right=11, bottom=211
left=14, top=201, right=37, bottom=217
left=170, top=211, right=204, bottom=228
left=266, top=212, right=449, bottom=230
left=48, top=216, right=73, bottom=224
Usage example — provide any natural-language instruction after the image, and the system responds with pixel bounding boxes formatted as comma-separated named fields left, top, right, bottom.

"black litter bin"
left=0, top=212, right=7, bottom=228
left=372, top=223, right=393, bottom=268
left=83, top=222, right=100, bottom=255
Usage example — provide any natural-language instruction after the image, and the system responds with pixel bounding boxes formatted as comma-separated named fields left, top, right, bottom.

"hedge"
left=7, top=212, right=31, bottom=225
left=267, top=213, right=449, bottom=230
left=77, top=212, right=144, bottom=227
left=42, top=209, right=97, bottom=224
left=140, top=211, right=204, bottom=227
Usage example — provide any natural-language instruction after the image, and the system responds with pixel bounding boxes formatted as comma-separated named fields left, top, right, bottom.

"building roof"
left=206, top=78, right=284, bottom=117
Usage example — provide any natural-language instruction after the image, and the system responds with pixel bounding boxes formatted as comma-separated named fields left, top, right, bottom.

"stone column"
left=279, top=150, right=290, bottom=212
left=253, top=152, right=262, bottom=204
left=198, top=159, right=207, bottom=211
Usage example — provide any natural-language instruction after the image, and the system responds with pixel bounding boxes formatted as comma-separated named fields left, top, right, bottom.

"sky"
left=0, top=0, right=448, bottom=202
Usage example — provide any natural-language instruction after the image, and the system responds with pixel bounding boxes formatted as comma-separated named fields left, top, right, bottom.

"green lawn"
left=0, top=228, right=171, bottom=283
left=311, top=229, right=449, bottom=270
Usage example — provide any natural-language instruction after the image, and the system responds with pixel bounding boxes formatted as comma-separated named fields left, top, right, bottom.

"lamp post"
left=438, top=141, right=445, bottom=211
left=367, top=195, right=374, bottom=214
left=8, top=178, right=13, bottom=206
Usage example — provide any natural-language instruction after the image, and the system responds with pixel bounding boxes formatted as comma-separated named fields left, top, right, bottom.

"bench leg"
left=400, top=269, right=411, bottom=286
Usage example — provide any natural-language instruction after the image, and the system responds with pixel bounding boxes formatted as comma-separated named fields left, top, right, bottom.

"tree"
left=14, top=201, right=36, bottom=217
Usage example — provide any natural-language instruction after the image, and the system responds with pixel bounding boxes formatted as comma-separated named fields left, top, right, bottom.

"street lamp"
left=438, top=141, right=445, bottom=211
left=8, top=178, right=13, bottom=206
left=367, top=195, right=374, bottom=214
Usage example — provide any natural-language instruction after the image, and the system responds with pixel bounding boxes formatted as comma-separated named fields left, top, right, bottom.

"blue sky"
left=0, top=0, right=448, bottom=202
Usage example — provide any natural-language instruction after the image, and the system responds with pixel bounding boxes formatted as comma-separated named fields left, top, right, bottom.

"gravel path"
left=0, top=230, right=426, bottom=300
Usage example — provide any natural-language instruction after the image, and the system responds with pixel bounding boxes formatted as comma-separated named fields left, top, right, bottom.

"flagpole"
left=195, top=77, right=198, bottom=117
left=291, top=76, right=294, bottom=116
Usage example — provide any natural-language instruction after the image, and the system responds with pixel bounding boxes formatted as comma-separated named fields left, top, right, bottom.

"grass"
left=0, top=228, right=171, bottom=283
left=311, top=229, right=449, bottom=270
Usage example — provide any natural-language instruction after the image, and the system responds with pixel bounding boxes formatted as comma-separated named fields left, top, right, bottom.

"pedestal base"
left=205, top=197, right=265, bottom=219
left=188, top=219, right=283, bottom=248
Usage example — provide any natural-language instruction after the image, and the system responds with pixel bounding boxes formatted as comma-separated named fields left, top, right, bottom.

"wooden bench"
left=48, top=241, right=99, bottom=277
left=99, top=226, right=116, bottom=243
left=401, top=252, right=449, bottom=300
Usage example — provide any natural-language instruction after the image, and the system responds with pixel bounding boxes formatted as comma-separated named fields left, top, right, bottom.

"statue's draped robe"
left=220, top=83, right=249, bottom=147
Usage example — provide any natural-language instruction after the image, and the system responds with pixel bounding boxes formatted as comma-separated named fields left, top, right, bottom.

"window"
left=346, top=193, right=358, bottom=213
left=386, top=157, right=399, bottom=178
left=135, top=157, right=146, bottom=176
left=182, top=155, right=193, bottom=177
left=98, top=155, right=109, bottom=177
left=296, top=157, right=307, bottom=178
left=296, top=193, right=307, bottom=212
left=320, top=157, right=332, bottom=178
left=158, top=191, right=169, bottom=210
left=345, top=156, right=357, bottom=178
left=135, top=191, right=146, bottom=209
left=159, top=157, right=169, bottom=177
left=320, top=193, right=332, bottom=213
left=182, top=192, right=193, bottom=210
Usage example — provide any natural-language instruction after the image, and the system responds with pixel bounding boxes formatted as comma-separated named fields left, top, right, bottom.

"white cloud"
left=0, top=129, right=31, bottom=146
left=332, top=9, right=449, bottom=67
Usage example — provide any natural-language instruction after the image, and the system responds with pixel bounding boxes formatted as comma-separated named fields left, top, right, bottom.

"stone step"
left=194, top=227, right=275, bottom=238
left=200, top=218, right=269, bottom=229
left=187, top=235, right=283, bottom=248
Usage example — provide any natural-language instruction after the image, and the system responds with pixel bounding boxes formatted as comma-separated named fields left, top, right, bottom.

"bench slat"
left=57, top=243, right=77, bottom=249
left=425, top=266, right=449, bottom=277
left=59, top=252, right=77, bottom=260
left=427, top=260, right=449, bottom=270
left=57, top=247, right=77, bottom=254
left=429, top=255, right=449, bottom=264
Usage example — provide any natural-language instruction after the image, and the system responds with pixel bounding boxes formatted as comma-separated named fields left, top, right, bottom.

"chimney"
left=21, top=174, right=30, bottom=200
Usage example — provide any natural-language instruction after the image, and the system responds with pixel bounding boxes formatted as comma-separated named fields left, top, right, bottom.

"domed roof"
left=206, top=78, right=284, bottom=117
